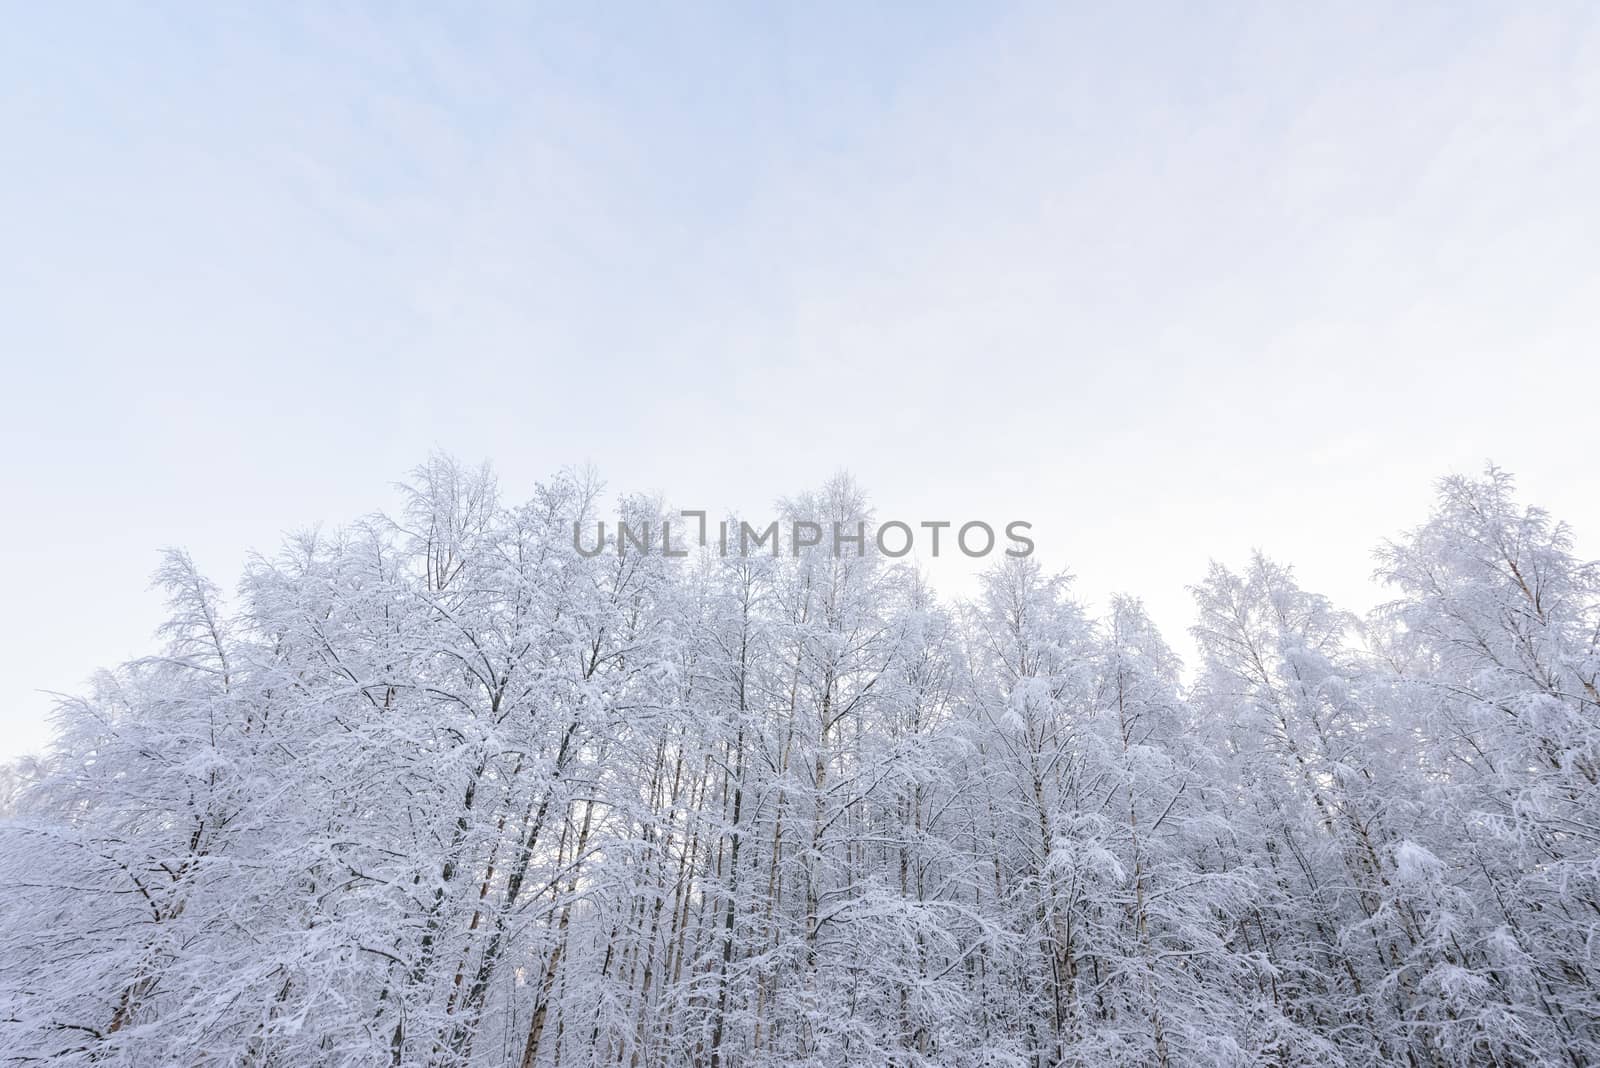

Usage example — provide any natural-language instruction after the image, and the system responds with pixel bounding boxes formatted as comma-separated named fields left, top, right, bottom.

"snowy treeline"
left=2, top=460, right=1598, bottom=1068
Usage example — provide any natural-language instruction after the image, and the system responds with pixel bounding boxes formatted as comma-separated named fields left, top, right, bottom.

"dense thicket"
left=2, top=461, right=1597, bottom=1067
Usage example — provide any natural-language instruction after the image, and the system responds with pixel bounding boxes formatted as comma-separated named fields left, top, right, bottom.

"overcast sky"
left=2, top=3, right=1597, bottom=761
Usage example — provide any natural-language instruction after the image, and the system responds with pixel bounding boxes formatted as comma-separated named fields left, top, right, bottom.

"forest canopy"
left=2, top=460, right=1596, bottom=1067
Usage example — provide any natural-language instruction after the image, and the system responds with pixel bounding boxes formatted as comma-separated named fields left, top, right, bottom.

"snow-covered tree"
left=3, top=460, right=1596, bottom=1067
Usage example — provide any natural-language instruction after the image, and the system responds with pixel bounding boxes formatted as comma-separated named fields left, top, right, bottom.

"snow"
left=2, top=462, right=1597, bottom=1066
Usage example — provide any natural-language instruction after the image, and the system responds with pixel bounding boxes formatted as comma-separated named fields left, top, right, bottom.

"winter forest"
left=2, top=459, right=1598, bottom=1068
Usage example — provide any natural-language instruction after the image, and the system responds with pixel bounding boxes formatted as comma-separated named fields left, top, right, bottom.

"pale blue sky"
left=3, top=3, right=1598, bottom=759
